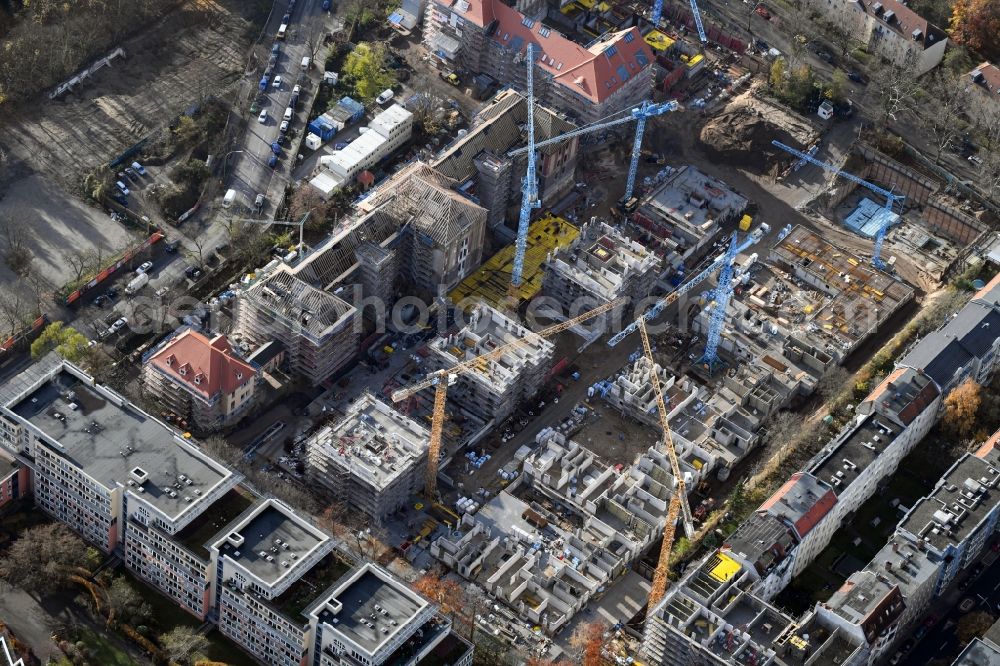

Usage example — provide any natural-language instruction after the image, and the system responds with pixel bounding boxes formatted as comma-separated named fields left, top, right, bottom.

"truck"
left=125, top=272, right=149, bottom=295
left=276, top=23, right=288, bottom=39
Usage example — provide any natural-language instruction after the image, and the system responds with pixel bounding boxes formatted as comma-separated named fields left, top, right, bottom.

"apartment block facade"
left=803, top=0, right=947, bottom=75
left=423, top=0, right=654, bottom=123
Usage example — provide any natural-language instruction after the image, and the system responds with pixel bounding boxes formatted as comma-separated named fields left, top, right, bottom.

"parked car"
left=848, top=71, right=866, bottom=83
left=754, top=3, right=771, bottom=18
left=258, top=109, right=268, bottom=123
left=165, top=239, right=181, bottom=253
left=376, top=88, right=394, bottom=105
left=108, top=317, right=128, bottom=335
left=816, top=51, right=834, bottom=63
left=115, top=180, right=130, bottom=196
left=271, top=42, right=280, bottom=55
left=334, top=142, right=347, bottom=150
left=292, top=84, right=301, bottom=95
left=272, top=75, right=283, bottom=89
left=440, top=71, right=460, bottom=86
left=280, top=120, right=289, bottom=133
left=105, top=287, right=119, bottom=300
left=254, top=193, right=265, bottom=211
left=268, top=154, right=279, bottom=168
left=93, top=295, right=107, bottom=307
left=136, top=261, right=153, bottom=274
left=185, top=265, right=203, bottom=280
left=131, top=161, right=147, bottom=176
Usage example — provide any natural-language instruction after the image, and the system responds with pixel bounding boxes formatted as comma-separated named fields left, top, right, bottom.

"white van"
left=277, top=23, right=288, bottom=39
left=223, top=188, right=237, bottom=208
left=301, top=56, right=311, bottom=71
left=283, top=107, right=293, bottom=121
left=376, top=89, right=394, bottom=105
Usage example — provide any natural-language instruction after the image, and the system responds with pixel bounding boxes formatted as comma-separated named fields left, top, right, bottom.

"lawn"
left=71, top=627, right=138, bottom=666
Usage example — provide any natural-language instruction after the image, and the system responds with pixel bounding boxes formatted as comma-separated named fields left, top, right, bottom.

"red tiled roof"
left=974, top=427, right=1000, bottom=459
left=453, top=0, right=654, bottom=103
left=852, top=0, right=945, bottom=50
left=759, top=472, right=837, bottom=537
left=969, top=62, right=1000, bottom=94
left=148, top=330, right=256, bottom=399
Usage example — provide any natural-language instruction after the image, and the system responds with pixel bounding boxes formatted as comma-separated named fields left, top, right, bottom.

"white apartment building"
left=211, top=499, right=336, bottom=666
left=306, top=563, right=472, bottom=666
left=0, top=362, right=239, bottom=554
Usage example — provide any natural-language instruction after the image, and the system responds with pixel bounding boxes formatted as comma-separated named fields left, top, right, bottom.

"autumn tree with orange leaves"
left=943, top=377, right=982, bottom=439
left=411, top=571, right=483, bottom=640
left=950, top=0, right=1000, bottom=60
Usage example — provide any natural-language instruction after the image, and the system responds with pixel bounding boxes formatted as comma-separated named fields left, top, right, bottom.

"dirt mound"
left=699, top=93, right=819, bottom=170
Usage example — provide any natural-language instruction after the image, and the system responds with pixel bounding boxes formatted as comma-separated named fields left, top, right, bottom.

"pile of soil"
left=699, top=94, right=820, bottom=171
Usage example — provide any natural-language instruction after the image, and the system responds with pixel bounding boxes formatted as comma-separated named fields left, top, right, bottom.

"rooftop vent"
left=971, top=70, right=985, bottom=83
left=883, top=9, right=895, bottom=22
left=233, top=550, right=241, bottom=558
left=912, top=28, right=923, bottom=40
left=228, top=532, right=245, bottom=548
left=130, top=467, right=149, bottom=486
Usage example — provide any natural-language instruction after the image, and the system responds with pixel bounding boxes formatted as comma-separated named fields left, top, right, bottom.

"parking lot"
left=226, top=0, right=330, bottom=217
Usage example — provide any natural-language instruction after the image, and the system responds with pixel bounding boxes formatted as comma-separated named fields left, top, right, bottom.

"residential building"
left=314, top=105, right=413, bottom=194
left=426, top=304, right=554, bottom=423
left=431, top=89, right=578, bottom=233
left=896, top=443, right=1000, bottom=595
left=542, top=217, right=660, bottom=338
left=0, top=361, right=240, bottom=554
left=305, top=394, right=429, bottom=523
left=0, top=452, right=28, bottom=510
left=966, top=62, right=1000, bottom=124
left=802, top=0, right=947, bottom=75
left=900, top=272, right=1000, bottom=393
left=641, top=548, right=864, bottom=665
left=423, top=0, right=654, bottom=124
left=357, top=162, right=488, bottom=293
left=806, top=368, right=940, bottom=561
left=142, top=328, right=259, bottom=432
left=306, top=563, right=473, bottom=666
left=234, top=266, right=359, bottom=387
left=211, top=499, right=336, bottom=666
left=632, top=166, right=748, bottom=268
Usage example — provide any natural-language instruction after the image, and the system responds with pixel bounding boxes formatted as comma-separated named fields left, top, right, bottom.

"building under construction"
left=543, top=218, right=660, bottom=326
left=305, top=393, right=429, bottom=522
left=767, top=225, right=915, bottom=361
left=357, top=162, right=489, bottom=294
left=233, top=266, right=358, bottom=387
left=632, top=166, right=749, bottom=269
left=431, top=89, right=579, bottom=234
left=426, top=304, right=554, bottom=423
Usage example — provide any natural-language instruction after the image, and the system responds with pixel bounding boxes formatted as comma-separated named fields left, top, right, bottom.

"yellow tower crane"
left=391, top=298, right=625, bottom=500
left=639, top=318, right=695, bottom=609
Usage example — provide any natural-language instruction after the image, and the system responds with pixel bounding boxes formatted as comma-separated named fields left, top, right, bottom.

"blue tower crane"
left=608, top=223, right=791, bottom=347
left=698, top=232, right=738, bottom=371
left=651, top=0, right=707, bottom=42
left=508, top=100, right=679, bottom=211
left=771, top=140, right=905, bottom=270
left=510, top=43, right=540, bottom=296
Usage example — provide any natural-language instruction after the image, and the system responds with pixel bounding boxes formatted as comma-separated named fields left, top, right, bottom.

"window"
left=623, top=31, right=634, bottom=43
left=521, top=16, right=534, bottom=27
left=617, top=65, right=629, bottom=82
left=539, top=26, right=551, bottom=37
left=636, top=53, right=649, bottom=67
left=605, top=45, right=618, bottom=57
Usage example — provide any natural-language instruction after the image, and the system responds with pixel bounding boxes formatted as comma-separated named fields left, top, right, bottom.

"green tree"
left=173, top=159, right=210, bottom=187
left=172, top=115, right=201, bottom=146
left=769, top=57, right=787, bottom=89
left=30, top=322, right=90, bottom=363
left=342, top=42, right=396, bottom=101
left=828, top=69, right=847, bottom=103
left=106, top=576, right=151, bottom=625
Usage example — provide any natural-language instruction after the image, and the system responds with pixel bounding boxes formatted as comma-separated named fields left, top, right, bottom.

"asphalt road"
left=900, top=549, right=1000, bottom=665
left=227, top=0, right=327, bottom=216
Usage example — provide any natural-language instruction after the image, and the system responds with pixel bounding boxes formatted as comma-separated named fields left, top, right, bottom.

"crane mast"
left=639, top=318, right=692, bottom=608
left=698, top=232, right=738, bottom=371
left=393, top=297, right=626, bottom=499
left=510, top=43, right=540, bottom=297
left=771, top=140, right=904, bottom=269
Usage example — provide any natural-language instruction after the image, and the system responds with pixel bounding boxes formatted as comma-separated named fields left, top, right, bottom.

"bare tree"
left=187, top=236, right=208, bottom=269
left=0, top=217, right=33, bottom=278
left=0, top=291, right=33, bottom=338
left=981, top=150, right=1000, bottom=200
left=915, top=73, right=970, bottom=165
left=868, top=60, right=919, bottom=128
